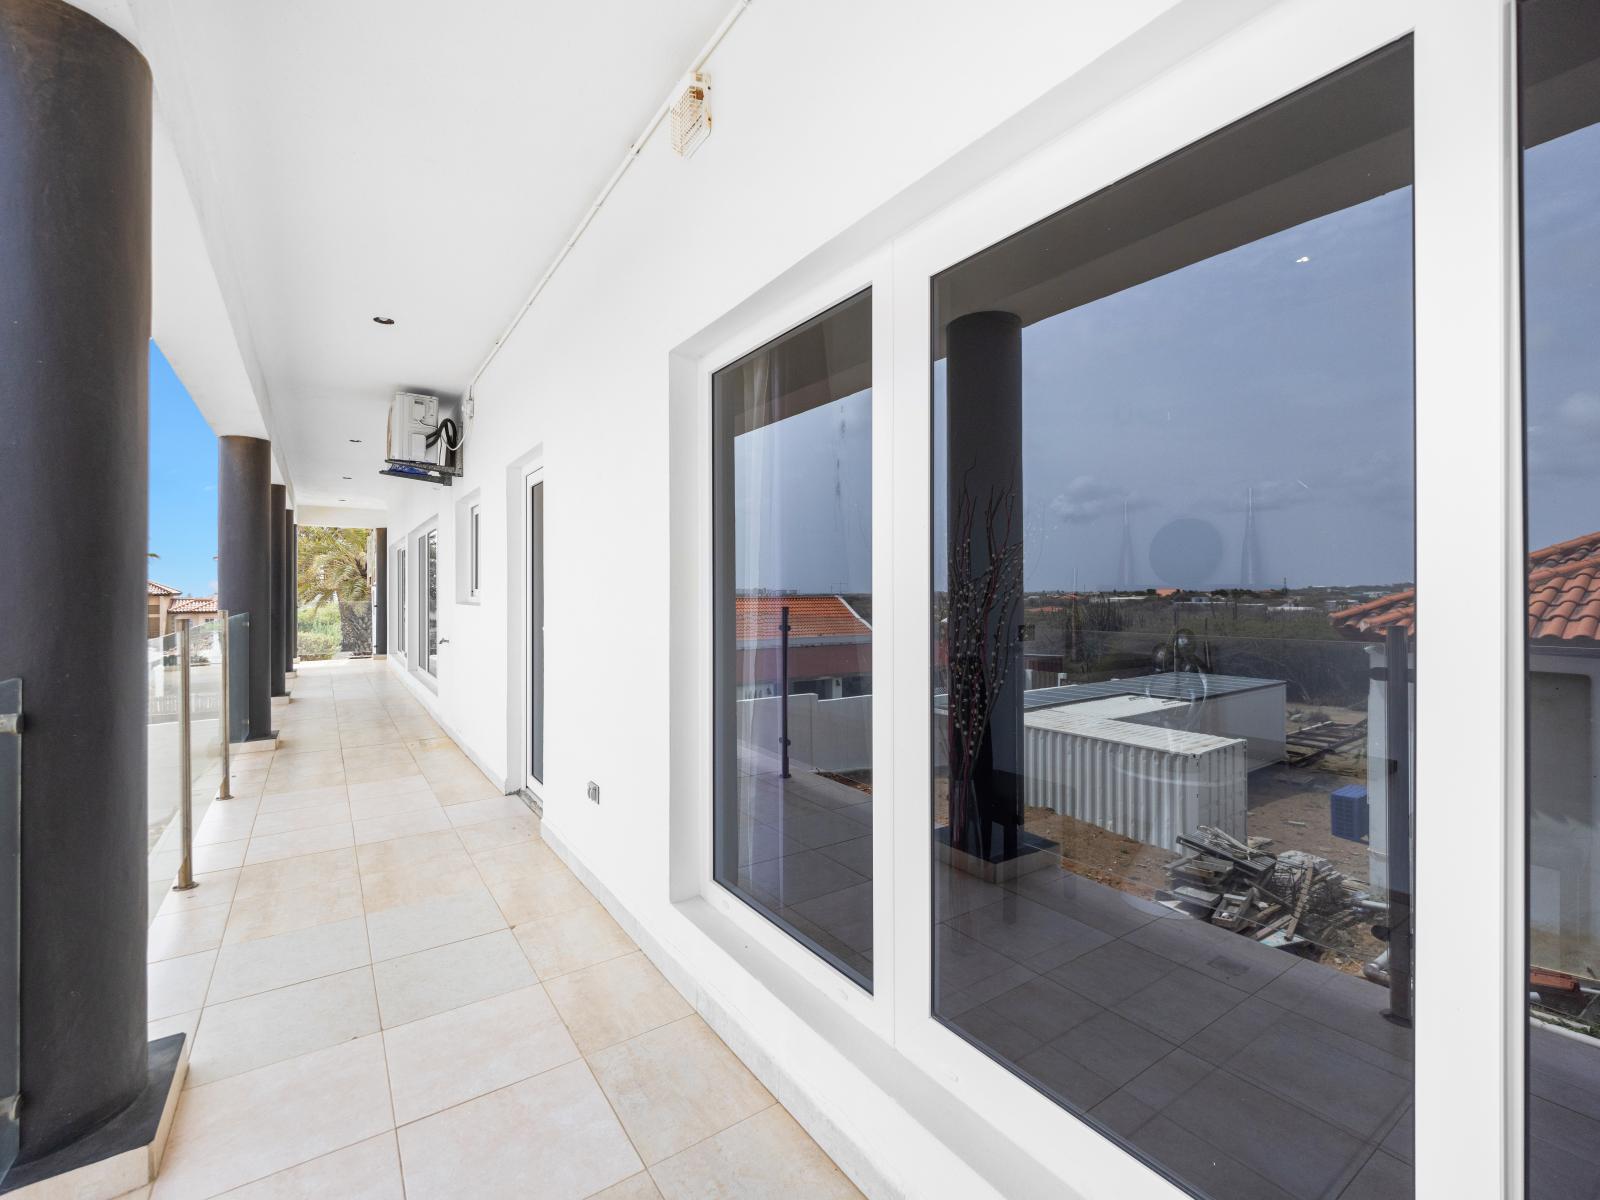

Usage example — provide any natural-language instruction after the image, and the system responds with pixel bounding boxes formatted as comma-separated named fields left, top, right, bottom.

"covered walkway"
left=143, top=658, right=860, bottom=1199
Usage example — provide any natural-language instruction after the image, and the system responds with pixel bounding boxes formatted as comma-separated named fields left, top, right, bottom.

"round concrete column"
left=285, top=511, right=296, bottom=672
left=269, top=486, right=286, bottom=696
left=0, top=0, right=152, bottom=1164
left=374, top=528, right=389, bottom=655
left=219, top=437, right=275, bottom=740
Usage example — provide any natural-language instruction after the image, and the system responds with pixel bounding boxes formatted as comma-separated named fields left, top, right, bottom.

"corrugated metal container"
left=1024, top=709, right=1248, bottom=848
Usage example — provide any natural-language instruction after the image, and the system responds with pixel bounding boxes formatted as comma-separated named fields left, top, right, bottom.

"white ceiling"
left=116, top=0, right=732, bottom=510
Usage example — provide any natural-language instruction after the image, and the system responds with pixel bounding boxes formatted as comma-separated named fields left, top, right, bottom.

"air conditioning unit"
left=386, top=392, right=439, bottom=467
left=382, top=392, right=463, bottom=485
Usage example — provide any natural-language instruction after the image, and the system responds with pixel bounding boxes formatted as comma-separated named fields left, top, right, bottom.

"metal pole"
left=779, top=604, right=791, bottom=779
left=173, top=625, right=197, bottom=891
left=1383, top=624, right=1411, bottom=1024
left=217, top=610, right=232, bottom=800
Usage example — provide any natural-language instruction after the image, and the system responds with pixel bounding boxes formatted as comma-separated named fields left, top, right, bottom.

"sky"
left=1525, top=119, right=1600, bottom=552
left=736, top=185, right=1418, bottom=597
left=147, top=341, right=218, bottom=597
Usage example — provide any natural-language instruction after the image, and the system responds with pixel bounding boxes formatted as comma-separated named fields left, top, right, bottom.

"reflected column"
left=945, top=310, right=1026, bottom=863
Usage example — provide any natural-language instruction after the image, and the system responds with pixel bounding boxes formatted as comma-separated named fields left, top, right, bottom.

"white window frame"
left=469, top=502, right=482, bottom=600
left=393, top=544, right=407, bottom=665
left=411, top=520, right=440, bottom=688
left=523, top=465, right=545, bottom=794
left=669, top=1, right=1524, bottom=1195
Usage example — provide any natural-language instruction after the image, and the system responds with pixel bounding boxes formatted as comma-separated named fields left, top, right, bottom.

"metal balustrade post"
left=173, top=626, right=197, bottom=892
left=217, top=611, right=232, bottom=800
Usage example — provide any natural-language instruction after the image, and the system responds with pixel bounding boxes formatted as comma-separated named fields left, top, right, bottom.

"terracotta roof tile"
left=1329, top=530, right=1600, bottom=643
left=147, top=580, right=181, bottom=596
left=735, top=595, right=871, bottom=642
left=169, top=596, right=218, bottom=614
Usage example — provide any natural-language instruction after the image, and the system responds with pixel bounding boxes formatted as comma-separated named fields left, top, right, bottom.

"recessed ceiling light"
left=348, top=438, right=362, bottom=444
left=372, top=316, right=394, bottom=325
left=1295, top=256, right=1311, bottom=264
left=341, top=475, right=352, bottom=480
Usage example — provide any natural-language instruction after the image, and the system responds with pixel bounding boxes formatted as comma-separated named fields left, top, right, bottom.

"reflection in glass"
left=424, top=529, right=438, bottom=676
left=1519, top=2, right=1600, bottom=1194
left=713, top=290, right=874, bottom=988
left=931, top=44, right=1415, bottom=1200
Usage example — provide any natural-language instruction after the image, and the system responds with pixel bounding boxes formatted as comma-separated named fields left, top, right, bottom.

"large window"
left=1519, top=2, right=1600, bottom=1194
left=930, top=44, right=1415, bottom=1200
left=712, top=289, right=874, bottom=988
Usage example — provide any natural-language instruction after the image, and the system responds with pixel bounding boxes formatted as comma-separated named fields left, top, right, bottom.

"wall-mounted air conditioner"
left=383, top=392, right=463, bottom=485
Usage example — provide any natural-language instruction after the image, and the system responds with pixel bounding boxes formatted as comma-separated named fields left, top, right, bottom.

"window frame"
left=394, top=544, right=407, bottom=665
left=469, top=502, right=481, bottom=600
left=410, top=520, right=440, bottom=689
left=689, top=253, right=896, bottom=1036
left=669, top=1, right=1525, bottom=1194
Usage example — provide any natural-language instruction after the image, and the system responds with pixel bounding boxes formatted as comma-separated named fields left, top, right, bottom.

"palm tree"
left=296, top=526, right=372, bottom=653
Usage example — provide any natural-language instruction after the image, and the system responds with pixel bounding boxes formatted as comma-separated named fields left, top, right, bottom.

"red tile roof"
left=1329, top=589, right=1416, bottom=640
left=169, top=596, right=218, bottom=615
left=735, top=595, right=871, bottom=641
left=148, top=580, right=181, bottom=596
left=1330, top=531, right=1600, bottom=643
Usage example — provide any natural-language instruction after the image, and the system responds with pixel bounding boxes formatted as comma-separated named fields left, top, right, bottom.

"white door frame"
left=522, top=464, right=545, bottom=796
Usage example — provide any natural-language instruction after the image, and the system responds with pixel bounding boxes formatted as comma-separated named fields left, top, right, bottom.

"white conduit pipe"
left=465, top=0, right=754, bottom=401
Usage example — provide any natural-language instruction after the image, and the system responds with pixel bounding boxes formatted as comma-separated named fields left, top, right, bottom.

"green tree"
left=297, top=526, right=371, bottom=653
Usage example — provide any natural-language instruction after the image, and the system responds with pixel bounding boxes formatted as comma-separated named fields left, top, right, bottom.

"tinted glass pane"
left=1519, top=3, right=1600, bottom=1193
left=713, top=290, right=874, bottom=988
left=931, top=44, right=1414, bottom=1200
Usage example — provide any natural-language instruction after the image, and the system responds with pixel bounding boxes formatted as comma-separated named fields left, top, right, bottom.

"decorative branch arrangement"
left=941, top=480, right=1024, bottom=858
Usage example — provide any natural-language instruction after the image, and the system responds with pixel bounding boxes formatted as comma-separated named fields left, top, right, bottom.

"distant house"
left=734, top=594, right=871, bottom=700
left=146, top=580, right=181, bottom=637
left=147, top=581, right=220, bottom=638
left=168, top=596, right=219, bottom=632
left=1332, top=531, right=1600, bottom=975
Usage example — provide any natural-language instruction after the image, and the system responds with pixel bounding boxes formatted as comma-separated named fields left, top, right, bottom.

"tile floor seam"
left=638, top=1099, right=783, bottom=1188
left=579, top=1049, right=656, bottom=1173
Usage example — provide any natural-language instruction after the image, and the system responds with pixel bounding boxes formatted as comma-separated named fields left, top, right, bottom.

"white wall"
left=379, top=3, right=1308, bottom=1196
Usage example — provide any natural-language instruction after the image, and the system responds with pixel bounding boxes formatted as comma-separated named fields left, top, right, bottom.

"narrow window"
left=930, top=44, right=1415, bottom=1199
left=469, top=504, right=481, bottom=599
left=423, top=529, right=438, bottom=677
left=396, top=546, right=407, bottom=659
left=712, top=290, right=874, bottom=988
left=1519, top=3, right=1600, bottom=1192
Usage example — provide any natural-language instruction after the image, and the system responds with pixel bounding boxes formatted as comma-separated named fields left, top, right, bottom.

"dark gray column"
left=0, top=0, right=152, bottom=1164
left=374, top=528, right=389, bottom=655
left=219, top=437, right=275, bottom=740
left=944, top=311, right=1025, bottom=862
left=284, top=510, right=296, bottom=672
left=268, top=485, right=287, bottom=696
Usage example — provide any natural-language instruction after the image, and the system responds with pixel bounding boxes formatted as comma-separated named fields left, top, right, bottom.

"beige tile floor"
left=141, top=659, right=862, bottom=1200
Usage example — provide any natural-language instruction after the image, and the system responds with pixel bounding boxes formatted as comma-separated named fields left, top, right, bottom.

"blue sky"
left=148, top=341, right=217, bottom=597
